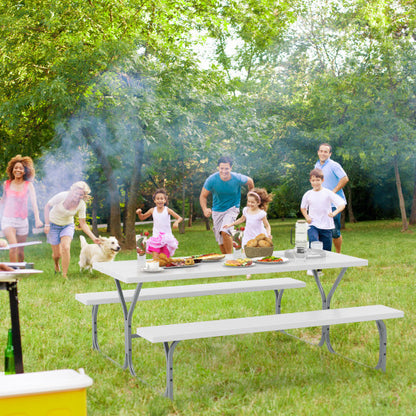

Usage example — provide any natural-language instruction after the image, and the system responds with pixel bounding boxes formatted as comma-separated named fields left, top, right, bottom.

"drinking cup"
left=310, top=241, right=323, bottom=251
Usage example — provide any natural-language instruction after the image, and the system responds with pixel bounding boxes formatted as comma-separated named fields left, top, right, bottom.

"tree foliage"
left=2, top=0, right=416, bottom=238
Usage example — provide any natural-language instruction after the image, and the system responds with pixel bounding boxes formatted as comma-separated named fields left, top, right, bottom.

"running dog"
left=78, top=235, right=121, bottom=272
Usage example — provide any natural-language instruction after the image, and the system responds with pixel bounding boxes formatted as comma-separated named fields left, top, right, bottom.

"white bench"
left=136, top=305, right=404, bottom=400
left=75, top=277, right=306, bottom=352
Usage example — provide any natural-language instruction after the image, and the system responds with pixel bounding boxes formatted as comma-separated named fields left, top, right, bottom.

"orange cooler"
left=0, top=369, right=93, bottom=416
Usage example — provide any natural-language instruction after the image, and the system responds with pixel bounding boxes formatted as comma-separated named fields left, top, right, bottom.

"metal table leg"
left=114, top=279, right=143, bottom=376
left=274, top=289, right=284, bottom=314
left=312, top=267, right=347, bottom=352
left=1, top=280, right=24, bottom=373
left=163, top=341, right=180, bottom=400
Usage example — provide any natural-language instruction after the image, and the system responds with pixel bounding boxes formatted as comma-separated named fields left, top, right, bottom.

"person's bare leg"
left=51, top=244, right=61, bottom=273
left=221, top=231, right=233, bottom=254
left=4, top=227, right=18, bottom=262
left=60, top=236, right=72, bottom=278
left=17, top=234, right=27, bottom=262
left=333, top=236, right=342, bottom=253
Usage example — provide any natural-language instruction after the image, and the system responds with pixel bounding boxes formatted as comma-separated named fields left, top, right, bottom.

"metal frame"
left=1, top=280, right=23, bottom=373
left=159, top=317, right=389, bottom=400
left=93, top=284, right=286, bottom=377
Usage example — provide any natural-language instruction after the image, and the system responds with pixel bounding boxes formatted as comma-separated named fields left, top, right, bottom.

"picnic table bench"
left=75, top=277, right=306, bottom=352
left=137, top=305, right=404, bottom=400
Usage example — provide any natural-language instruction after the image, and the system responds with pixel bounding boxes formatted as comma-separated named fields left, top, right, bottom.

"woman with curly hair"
left=0, top=155, right=43, bottom=262
left=44, top=181, right=100, bottom=278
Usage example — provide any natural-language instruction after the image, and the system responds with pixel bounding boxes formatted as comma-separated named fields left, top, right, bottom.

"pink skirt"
left=146, top=232, right=178, bottom=257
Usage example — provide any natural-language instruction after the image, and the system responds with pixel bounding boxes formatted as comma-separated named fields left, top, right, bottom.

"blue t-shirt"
left=203, top=172, right=248, bottom=212
left=314, top=158, right=347, bottom=202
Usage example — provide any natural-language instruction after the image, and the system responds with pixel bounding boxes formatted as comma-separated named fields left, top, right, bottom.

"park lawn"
left=0, top=219, right=414, bottom=415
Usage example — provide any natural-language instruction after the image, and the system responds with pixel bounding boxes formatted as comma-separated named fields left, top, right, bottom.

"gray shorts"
left=212, top=207, right=239, bottom=245
left=1, top=217, right=29, bottom=236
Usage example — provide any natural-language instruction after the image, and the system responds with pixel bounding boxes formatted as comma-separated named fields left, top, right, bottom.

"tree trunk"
left=179, top=180, right=186, bottom=234
left=204, top=216, right=210, bottom=230
left=346, top=186, right=357, bottom=223
left=341, top=210, right=346, bottom=229
left=188, top=198, right=193, bottom=227
left=393, top=154, right=408, bottom=231
left=409, top=161, right=416, bottom=225
left=124, top=138, right=146, bottom=249
left=91, top=194, right=98, bottom=236
left=122, top=189, right=127, bottom=235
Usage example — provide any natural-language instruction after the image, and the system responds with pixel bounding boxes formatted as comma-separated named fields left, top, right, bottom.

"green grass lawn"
left=0, top=219, right=415, bottom=415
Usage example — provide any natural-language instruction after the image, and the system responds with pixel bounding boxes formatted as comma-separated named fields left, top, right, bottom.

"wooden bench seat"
left=75, top=277, right=306, bottom=351
left=136, top=305, right=404, bottom=400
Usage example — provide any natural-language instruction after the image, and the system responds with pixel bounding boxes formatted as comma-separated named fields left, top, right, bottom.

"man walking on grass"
left=200, top=156, right=254, bottom=255
left=314, top=143, right=349, bottom=253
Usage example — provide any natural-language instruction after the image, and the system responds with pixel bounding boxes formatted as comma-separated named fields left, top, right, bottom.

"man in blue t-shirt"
left=314, top=143, right=349, bottom=253
left=200, top=156, right=254, bottom=254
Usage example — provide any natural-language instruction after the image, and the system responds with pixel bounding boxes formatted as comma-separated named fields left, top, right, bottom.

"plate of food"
left=224, top=258, right=254, bottom=267
left=194, top=253, right=226, bottom=262
left=163, top=258, right=199, bottom=268
left=255, top=256, right=289, bottom=264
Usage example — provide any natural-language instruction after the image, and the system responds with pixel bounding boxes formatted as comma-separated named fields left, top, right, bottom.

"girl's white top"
left=47, top=191, right=86, bottom=226
left=300, top=188, right=345, bottom=229
left=152, top=206, right=173, bottom=237
left=242, top=207, right=267, bottom=247
left=146, top=206, right=178, bottom=256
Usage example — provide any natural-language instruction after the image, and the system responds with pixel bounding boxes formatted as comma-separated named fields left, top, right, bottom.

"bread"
left=158, top=258, right=168, bottom=266
left=246, top=239, right=258, bottom=247
left=255, top=233, right=266, bottom=241
left=258, top=239, right=272, bottom=247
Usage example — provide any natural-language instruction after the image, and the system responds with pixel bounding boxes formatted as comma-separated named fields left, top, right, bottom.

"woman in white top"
left=223, top=188, right=273, bottom=248
left=44, top=181, right=100, bottom=279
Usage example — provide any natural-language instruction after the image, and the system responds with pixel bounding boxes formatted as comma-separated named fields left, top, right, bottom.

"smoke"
left=35, top=121, right=91, bottom=209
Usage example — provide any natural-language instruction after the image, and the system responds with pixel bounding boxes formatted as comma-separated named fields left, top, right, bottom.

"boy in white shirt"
left=300, top=168, right=346, bottom=252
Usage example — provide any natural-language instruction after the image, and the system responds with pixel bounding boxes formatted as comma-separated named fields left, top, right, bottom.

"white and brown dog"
left=78, top=235, right=121, bottom=272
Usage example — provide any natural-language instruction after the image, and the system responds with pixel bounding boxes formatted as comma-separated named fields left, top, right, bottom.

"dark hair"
left=152, top=188, right=169, bottom=205
left=310, top=168, right=324, bottom=179
left=217, top=156, right=233, bottom=166
left=247, top=188, right=273, bottom=211
left=318, top=143, right=332, bottom=153
left=6, top=155, right=36, bottom=181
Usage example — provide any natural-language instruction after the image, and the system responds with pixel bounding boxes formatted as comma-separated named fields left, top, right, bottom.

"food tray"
left=254, top=257, right=289, bottom=264
left=163, top=263, right=199, bottom=269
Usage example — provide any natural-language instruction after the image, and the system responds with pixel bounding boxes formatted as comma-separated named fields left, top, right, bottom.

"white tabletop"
left=93, top=250, right=368, bottom=284
left=0, top=269, right=43, bottom=282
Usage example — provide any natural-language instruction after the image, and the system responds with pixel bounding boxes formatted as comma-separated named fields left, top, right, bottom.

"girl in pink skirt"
left=136, top=189, right=183, bottom=260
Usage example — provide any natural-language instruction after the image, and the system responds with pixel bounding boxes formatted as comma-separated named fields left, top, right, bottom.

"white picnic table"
left=91, top=249, right=368, bottom=376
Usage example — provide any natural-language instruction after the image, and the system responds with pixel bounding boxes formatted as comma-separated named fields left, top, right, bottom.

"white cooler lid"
left=0, top=369, right=93, bottom=398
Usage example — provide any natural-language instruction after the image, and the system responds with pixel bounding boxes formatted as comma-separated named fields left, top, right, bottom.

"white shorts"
left=212, top=207, right=239, bottom=245
left=1, top=217, right=29, bottom=236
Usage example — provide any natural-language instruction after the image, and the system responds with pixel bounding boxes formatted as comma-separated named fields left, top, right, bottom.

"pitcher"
left=290, top=220, right=308, bottom=254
